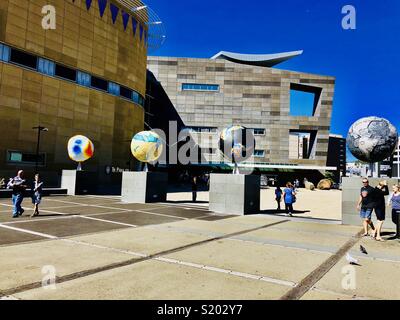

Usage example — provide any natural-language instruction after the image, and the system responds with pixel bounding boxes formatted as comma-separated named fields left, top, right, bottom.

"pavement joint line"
left=267, top=225, right=360, bottom=238
left=279, top=229, right=365, bottom=300
left=227, top=237, right=337, bottom=256
left=0, top=219, right=290, bottom=297
left=0, top=223, right=58, bottom=239
left=3, top=215, right=82, bottom=225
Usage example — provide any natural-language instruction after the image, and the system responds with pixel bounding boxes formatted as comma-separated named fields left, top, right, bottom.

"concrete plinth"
left=342, top=177, right=399, bottom=229
left=61, top=170, right=98, bottom=196
left=121, top=172, right=168, bottom=203
left=209, top=174, right=260, bottom=215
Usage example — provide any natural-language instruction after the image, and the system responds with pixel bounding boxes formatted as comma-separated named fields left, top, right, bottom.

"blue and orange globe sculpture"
left=131, top=131, right=163, bottom=163
left=67, top=135, right=94, bottom=163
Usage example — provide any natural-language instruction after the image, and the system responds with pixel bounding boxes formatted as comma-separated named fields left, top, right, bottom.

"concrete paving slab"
left=312, top=256, right=400, bottom=300
left=14, top=260, right=290, bottom=300
left=10, top=216, right=129, bottom=238
left=165, top=239, right=331, bottom=283
left=301, top=289, right=360, bottom=300
left=93, top=203, right=166, bottom=211
left=93, top=211, right=181, bottom=226
left=0, top=211, right=36, bottom=223
left=268, top=220, right=362, bottom=237
left=40, top=206, right=124, bottom=215
left=155, top=218, right=278, bottom=237
left=142, top=206, right=211, bottom=219
left=71, top=227, right=211, bottom=255
left=196, top=215, right=237, bottom=221
left=238, top=227, right=351, bottom=253
left=0, top=239, right=135, bottom=292
left=0, top=227, right=46, bottom=246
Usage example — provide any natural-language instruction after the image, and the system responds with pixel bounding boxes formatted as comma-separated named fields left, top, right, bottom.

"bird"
left=360, top=245, right=368, bottom=255
left=346, top=253, right=360, bottom=266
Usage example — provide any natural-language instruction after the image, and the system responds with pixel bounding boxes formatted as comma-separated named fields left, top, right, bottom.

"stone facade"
left=0, top=0, right=147, bottom=184
left=147, top=56, right=335, bottom=168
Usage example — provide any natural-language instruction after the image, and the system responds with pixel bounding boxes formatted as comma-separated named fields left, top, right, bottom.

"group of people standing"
left=6, top=170, right=43, bottom=218
left=275, top=182, right=297, bottom=217
left=358, top=178, right=400, bottom=241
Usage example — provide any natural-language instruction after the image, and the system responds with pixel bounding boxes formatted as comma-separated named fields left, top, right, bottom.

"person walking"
left=371, top=180, right=389, bottom=241
left=388, top=184, right=400, bottom=239
left=284, top=182, right=296, bottom=217
left=356, top=178, right=376, bottom=237
left=275, top=186, right=283, bottom=211
left=31, top=174, right=44, bottom=218
left=7, top=170, right=28, bottom=218
left=192, top=175, right=198, bottom=203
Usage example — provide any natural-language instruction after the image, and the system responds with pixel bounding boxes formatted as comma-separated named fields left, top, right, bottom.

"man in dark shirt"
left=357, top=178, right=376, bottom=237
left=7, top=170, right=28, bottom=218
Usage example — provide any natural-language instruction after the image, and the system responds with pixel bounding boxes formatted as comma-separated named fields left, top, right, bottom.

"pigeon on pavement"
left=360, top=245, right=368, bottom=255
left=346, top=253, right=361, bottom=266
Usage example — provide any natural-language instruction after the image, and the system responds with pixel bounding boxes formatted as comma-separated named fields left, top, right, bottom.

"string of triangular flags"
left=71, top=0, right=148, bottom=45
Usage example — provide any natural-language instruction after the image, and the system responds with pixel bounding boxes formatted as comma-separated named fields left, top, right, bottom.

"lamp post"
left=32, top=126, right=48, bottom=173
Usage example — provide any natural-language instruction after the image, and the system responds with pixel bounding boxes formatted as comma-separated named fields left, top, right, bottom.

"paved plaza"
left=0, top=194, right=399, bottom=300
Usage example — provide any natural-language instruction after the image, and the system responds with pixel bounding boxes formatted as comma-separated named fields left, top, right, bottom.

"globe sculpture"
left=67, top=135, right=94, bottom=170
left=219, top=125, right=256, bottom=174
left=131, top=131, right=163, bottom=171
left=347, top=117, right=398, bottom=163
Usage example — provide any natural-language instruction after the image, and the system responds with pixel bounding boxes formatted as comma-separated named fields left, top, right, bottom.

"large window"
left=185, top=126, right=218, bottom=133
left=7, top=151, right=46, bottom=166
left=182, top=83, right=219, bottom=92
left=2, top=43, right=145, bottom=107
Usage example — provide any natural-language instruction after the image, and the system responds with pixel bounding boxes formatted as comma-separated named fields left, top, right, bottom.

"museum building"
left=0, top=0, right=161, bottom=185
left=147, top=51, right=337, bottom=182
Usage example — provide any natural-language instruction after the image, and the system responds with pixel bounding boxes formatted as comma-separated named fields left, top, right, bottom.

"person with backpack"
left=275, top=186, right=283, bottom=211
left=284, top=182, right=296, bottom=217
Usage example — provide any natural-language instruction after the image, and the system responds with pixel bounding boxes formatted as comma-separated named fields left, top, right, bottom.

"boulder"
left=317, top=179, right=333, bottom=190
left=305, top=181, right=315, bottom=191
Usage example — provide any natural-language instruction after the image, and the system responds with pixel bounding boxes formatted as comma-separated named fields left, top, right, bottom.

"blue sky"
left=148, top=0, right=400, bottom=160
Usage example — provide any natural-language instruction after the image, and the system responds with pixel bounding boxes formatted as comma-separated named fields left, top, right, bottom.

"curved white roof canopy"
left=210, top=50, right=303, bottom=67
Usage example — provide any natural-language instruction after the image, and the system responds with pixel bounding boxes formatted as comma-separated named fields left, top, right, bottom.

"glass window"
left=10, top=48, right=37, bottom=69
left=0, top=43, right=10, bottom=62
left=253, top=128, right=266, bottom=135
left=182, top=83, right=219, bottom=92
left=108, top=82, right=120, bottom=96
left=38, top=58, right=55, bottom=76
left=132, top=91, right=139, bottom=104
left=120, top=86, right=132, bottom=100
left=7, top=151, right=46, bottom=166
left=76, top=71, right=90, bottom=86
left=91, top=76, right=108, bottom=91
left=56, top=64, right=77, bottom=82
left=254, top=150, right=265, bottom=158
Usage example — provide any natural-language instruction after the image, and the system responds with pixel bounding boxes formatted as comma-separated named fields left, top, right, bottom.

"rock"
left=317, top=179, right=333, bottom=190
left=305, top=181, right=315, bottom=191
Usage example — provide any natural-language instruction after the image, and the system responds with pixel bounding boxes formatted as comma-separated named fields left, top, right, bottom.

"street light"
left=32, top=126, right=48, bottom=174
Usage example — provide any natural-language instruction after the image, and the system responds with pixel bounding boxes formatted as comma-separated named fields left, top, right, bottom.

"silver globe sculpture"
left=347, top=116, right=398, bottom=163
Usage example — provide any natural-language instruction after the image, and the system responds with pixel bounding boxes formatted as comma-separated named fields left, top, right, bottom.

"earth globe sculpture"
left=67, top=135, right=95, bottom=171
left=219, top=125, right=256, bottom=174
left=347, top=116, right=398, bottom=163
left=131, top=131, right=164, bottom=171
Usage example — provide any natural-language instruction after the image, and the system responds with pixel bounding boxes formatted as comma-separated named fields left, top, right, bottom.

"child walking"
left=31, top=174, right=43, bottom=218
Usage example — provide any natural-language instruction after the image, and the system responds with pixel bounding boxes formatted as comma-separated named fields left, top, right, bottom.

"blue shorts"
left=360, top=208, right=373, bottom=220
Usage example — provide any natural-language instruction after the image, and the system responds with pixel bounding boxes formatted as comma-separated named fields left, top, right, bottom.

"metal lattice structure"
left=115, top=0, right=166, bottom=52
